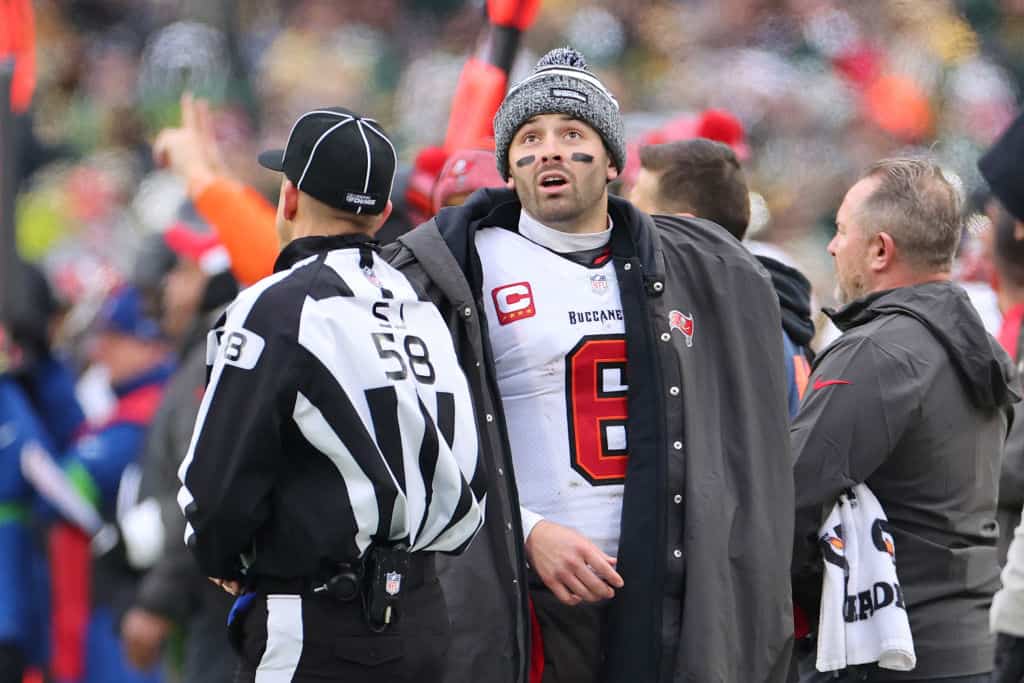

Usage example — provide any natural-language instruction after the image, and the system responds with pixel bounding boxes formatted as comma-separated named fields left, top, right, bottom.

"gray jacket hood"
left=828, top=280, right=1020, bottom=410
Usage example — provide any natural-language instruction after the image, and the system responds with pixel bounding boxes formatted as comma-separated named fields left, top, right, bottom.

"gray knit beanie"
left=493, top=47, right=625, bottom=180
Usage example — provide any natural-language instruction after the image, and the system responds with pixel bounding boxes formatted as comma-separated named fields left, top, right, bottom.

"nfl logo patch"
left=385, top=571, right=402, bottom=596
left=590, top=274, right=609, bottom=295
left=362, top=266, right=382, bottom=288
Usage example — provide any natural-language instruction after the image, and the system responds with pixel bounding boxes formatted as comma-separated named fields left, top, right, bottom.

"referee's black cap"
left=258, top=107, right=397, bottom=216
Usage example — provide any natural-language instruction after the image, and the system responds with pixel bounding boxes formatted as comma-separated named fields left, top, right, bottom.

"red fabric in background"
left=998, top=303, right=1024, bottom=360
left=0, top=0, right=36, bottom=113
left=109, top=384, right=163, bottom=427
left=529, top=597, right=544, bottom=683
left=49, top=524, right=90, bottom=682
left=794, top=603, right=810, bottom=640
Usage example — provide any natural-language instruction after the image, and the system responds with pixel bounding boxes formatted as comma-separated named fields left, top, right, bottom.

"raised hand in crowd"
left=153, top=92, right=231, bottom=197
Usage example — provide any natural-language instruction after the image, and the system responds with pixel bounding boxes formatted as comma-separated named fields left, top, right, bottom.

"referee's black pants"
left=233, top=577, right=449, bottom=682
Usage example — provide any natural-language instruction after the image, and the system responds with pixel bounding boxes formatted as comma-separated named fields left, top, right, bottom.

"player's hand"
left=208, top=576, right=241, bottom=595
left=121, top=607, right=173, bottom=670
left=525, top=520, right=623, bottom=606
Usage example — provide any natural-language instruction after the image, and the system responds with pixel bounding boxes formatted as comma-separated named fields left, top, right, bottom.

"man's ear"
left=283, top=180, right=299, bottom=221
left=607, top=159, right=619, bottom=183
left=506, top=176, right=515, bottom=190
left=871, top=231, right=896, bottom=272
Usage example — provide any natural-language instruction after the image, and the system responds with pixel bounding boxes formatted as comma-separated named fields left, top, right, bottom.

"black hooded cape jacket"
left=384, top=188, right=794, bottom=683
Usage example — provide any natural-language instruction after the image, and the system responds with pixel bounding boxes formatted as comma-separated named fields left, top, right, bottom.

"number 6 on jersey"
left=565, top=335, right=628, bottom=485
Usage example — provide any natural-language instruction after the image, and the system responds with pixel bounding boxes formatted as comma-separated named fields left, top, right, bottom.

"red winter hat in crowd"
left=432, top=149, right=505, bottom=213
left=163, top=223, right=231, bottom=275
left=694, top=109, right=750, bottom=160
left=621, top=108, right=751, bottom=188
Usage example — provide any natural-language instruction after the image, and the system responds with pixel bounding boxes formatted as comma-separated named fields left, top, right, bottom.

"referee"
left=177, top=107, right=486, bottom=682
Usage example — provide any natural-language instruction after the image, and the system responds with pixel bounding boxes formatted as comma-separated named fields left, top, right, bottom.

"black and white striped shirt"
left=177, top=234, right=485, bottom=581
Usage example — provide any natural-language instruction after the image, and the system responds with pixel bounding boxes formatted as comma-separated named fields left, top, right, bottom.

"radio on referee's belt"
left=247, top=545, right=431, bottom=632
left=363, top=544, right=411, bottom=630
left=310, top=544, right=412, bottom=630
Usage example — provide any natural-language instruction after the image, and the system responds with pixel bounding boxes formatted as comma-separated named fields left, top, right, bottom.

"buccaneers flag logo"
left=668, top=310, right=694, bottom=347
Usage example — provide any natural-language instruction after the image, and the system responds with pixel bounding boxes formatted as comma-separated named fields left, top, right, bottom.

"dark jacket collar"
left=828, top=280, right=1020, bottom=410
left=755, top=255, right=814, bottom=347
left=274, top=234, right=377, bottom=273
left=430, top=188, right=661, bottom=281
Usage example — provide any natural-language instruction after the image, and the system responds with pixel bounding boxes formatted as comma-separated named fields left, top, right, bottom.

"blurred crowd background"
left=2, top=2, right=1023, bottom=681
left=11, top=0, right=1024, bottom=336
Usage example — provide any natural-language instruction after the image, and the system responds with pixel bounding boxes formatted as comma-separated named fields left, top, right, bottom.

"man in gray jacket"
left=386, top=46, right=794, bottom=683
left=792, top=157, right=1020, bottom=682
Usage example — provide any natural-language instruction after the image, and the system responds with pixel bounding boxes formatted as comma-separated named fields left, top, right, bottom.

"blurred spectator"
left=981, top=112, right=1024, bottom=683
left=6, top=0, right=1022, bottom=325
left=989, top=200, right=1024, bottom=569
left=0, top=261, right=85, bottom=683
left=119, top=224, right=237, bottom=683
left=979, top=115, right=1024, bottom=569
left=405, top=145, right=448, bottom=224
left=152, top=93, right=278, bottom=287
left=47, top=286, right=173, bottom=683
left=430, top=148, right=504, bottom=213
left=619, top=108, right=751, bottom=190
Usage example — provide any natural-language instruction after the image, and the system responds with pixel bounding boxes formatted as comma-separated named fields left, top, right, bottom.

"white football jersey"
left=476, top=226, right=627, bottom=556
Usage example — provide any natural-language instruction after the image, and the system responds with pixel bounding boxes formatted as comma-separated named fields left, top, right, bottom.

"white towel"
left=816, top=484, right=916, bottom=673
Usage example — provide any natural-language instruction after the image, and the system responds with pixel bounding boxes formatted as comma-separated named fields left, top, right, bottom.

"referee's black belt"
left=248, top=552, right=436, bottom=596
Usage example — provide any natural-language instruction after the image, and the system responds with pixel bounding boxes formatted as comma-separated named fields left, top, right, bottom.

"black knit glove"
left=994, top=632, right=1024, bottom=683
